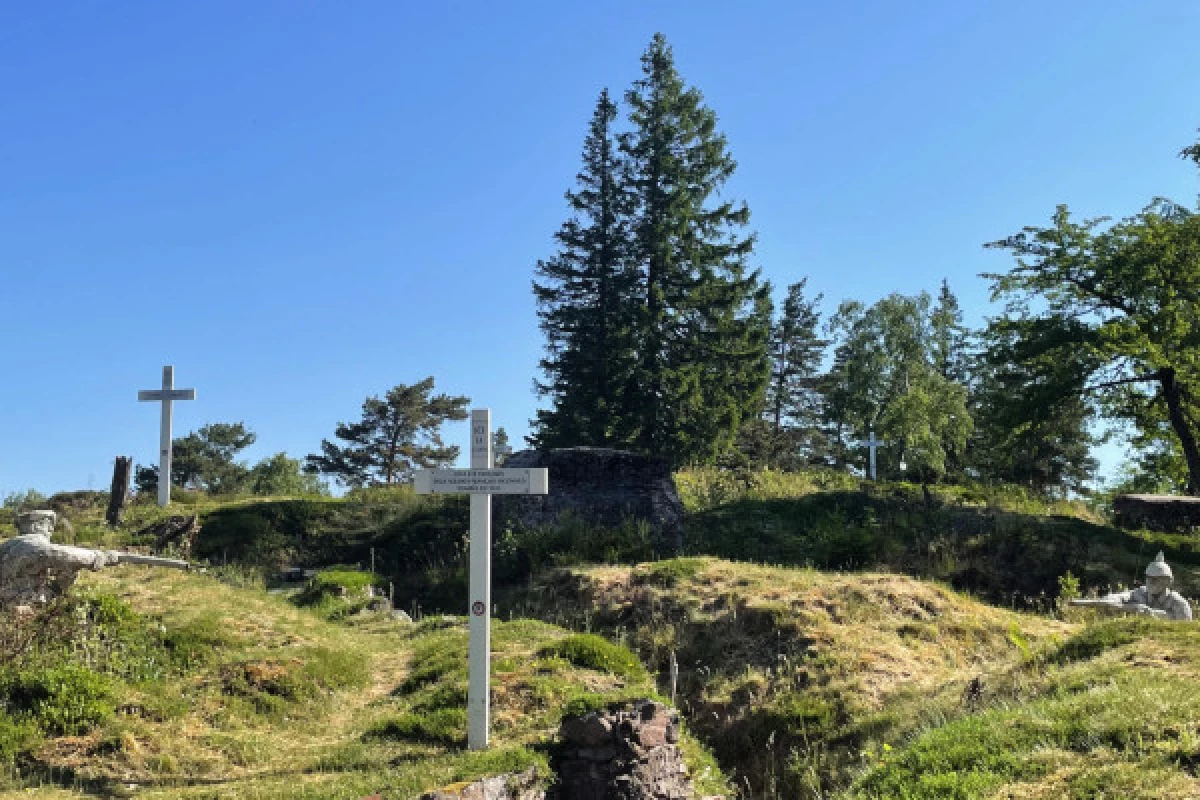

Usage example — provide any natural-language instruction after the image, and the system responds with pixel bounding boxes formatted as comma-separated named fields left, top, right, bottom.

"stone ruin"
left=417, top=700, right=718, bottom=800
left=553, top=700, right=699, bottom=800
left=494, top=448, right=685, bottom=553
left=1113, top=493, right=1200, bottom=533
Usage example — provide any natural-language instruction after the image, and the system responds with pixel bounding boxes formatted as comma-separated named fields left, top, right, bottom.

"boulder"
left=494, top=449, right=684, bottom=553
left=418, top=768, right=543, bottom=800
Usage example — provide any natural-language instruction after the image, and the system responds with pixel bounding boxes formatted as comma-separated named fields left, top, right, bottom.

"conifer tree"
left=745, top=279, right=827, bottom=467
left=620, top=34, right=771, bottom=466
left=530, top=89, right=638, bottom=449
left=930, top=279, right=971, bottom=385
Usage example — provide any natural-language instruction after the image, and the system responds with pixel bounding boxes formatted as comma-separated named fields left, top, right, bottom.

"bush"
left=538, top=634, right=646, bottom=681
left=0, top=665, right=117, bottom=736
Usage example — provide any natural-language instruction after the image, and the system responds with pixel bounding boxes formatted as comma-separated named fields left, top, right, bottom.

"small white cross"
left=855, top=430, right=886, bottom=481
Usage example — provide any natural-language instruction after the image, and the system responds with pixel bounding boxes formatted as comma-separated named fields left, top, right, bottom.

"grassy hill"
left=502, top=557, right=1069, bottom=797
left=6, top=468, right=1200, bottom=798
left=0, top=566, right=723, bottom=799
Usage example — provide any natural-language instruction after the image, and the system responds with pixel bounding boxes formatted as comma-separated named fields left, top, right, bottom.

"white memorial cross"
left=413, top=409, right=548, bottom=750
left=137, top=365, right=196, bottom=507
left=855, top=430, right=886, bottom=481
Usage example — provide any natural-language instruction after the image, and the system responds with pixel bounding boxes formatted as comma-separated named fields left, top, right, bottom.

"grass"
left=0, top=566, right=726, bottom=799
left=849, top=618, right=1200, bottom=798
left=505, top=557, right=1071, bottom=798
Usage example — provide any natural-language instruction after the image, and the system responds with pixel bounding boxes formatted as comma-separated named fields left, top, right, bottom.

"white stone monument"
left=138, top=365, right=196, bottom=507
left=855, top=429, right=887, bottom=480
left=413, top=409, right=549, bottom=750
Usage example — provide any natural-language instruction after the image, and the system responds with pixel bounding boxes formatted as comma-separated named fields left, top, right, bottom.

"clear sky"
left=3, top=1, right=1199, bottom=496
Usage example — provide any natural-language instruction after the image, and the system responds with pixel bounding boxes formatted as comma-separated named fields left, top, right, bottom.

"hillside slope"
left=503, top=557, right=1072, bottom=797
left=0, top=566, right=720, bottom=799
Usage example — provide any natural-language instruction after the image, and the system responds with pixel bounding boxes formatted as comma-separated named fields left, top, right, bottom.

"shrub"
left=0, top=665, right=117, bottom=735
left=538, top=634, right=646, bottom=681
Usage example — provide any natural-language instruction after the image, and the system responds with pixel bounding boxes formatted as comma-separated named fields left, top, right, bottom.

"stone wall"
left=416, top=701, right=720, bottom=800
left=552, top=701, right=699, bottom=800
left=494, top=448, right=684, bottom=553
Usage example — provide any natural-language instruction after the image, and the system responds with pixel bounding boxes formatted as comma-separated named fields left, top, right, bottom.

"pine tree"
left=929, top=279, right=973, bottom=478
left=304, top=377, right=469, bottom=488
left=754, top=279, right=827, bottom=467
left=930, top=279, right=971, bottom=385
left=530, top=89, right=638, bottom=449
left=970, top=316, right=1098, bottom=493
left=620, top=34, right=771, bottom=466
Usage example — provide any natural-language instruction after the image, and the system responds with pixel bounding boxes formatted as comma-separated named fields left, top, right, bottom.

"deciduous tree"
left=986, top=201, right=1200, bottom=493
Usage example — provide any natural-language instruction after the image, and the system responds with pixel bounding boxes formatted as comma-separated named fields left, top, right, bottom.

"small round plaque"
left=471, top=601, right=486, bottom=616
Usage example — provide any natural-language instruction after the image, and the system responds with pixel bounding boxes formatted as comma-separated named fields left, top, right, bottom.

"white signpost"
left=856, top=430, right=886, bottom=481
left=413, top=409, right=549, bottom=750
left=137, top=365, right=196, bottom=507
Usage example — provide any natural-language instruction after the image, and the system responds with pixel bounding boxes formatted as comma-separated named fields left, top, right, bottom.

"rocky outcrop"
left=494, top=449, right=684, bottom=552
left=552, top=701, right=699, bottom=800
left=418, top=768, right=543, bottom=800
left=415, top=701, right=718, bottom=800
left=1113, top=494, right=1200, bottom=532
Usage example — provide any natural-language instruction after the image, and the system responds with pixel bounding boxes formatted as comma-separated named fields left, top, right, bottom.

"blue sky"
left=2, top=1, right=1199, bottom=496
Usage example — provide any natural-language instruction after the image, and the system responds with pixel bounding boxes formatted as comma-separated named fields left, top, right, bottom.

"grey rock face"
left=494, top=449, right=685, bottom=553
left=418, top=767, right=544, bottom=800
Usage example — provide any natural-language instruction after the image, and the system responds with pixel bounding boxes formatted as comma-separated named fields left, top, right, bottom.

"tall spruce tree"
left=620, top=34, right=771, bottom=466
left=742, top=279, right=827, bottom=468
left=930, top=279, right=971, bottom=385
left=530, top=89, right=638, bottom=449
left=970, top=316, right=1099, bottom=493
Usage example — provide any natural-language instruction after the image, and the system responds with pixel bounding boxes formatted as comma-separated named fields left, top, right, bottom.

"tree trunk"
left=1159, top=367, right=1200, bottom=495
left=106, top=456, right=132, bottom=527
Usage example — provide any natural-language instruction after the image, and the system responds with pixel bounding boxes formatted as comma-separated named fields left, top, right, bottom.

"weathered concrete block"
left=494, top=449, right=685, bottom=552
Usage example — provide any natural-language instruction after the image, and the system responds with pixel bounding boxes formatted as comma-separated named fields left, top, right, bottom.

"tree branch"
left=1083, top=371, right=1164, bottom=393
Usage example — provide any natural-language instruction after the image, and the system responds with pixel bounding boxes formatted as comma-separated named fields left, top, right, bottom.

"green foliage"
left=537, top=634, right=646, bottom=681
left=1, top=488, right=46, bottom=510
left=823, top=292, right=973, bottom=482
left=172, top=421, right=257, bottom=493
left=534, top=35, right=771, bottom=465
left=305, top=376, right=469, bottom=487
left=248, top=451, right=329, bottom=496
left=0, top=665, right=117, bottom=735
left=970, top=315, right=1100, bottom=493
left=531, top=88, right=640, bottom=450
left=986, top=200, right=1200, bottom=494
left=742, top=278, right=829, bottom=469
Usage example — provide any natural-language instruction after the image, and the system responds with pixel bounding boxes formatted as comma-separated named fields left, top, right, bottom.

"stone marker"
left=137, top=365, right=196, bottom=507
left=413, top=409, right=549, bottom=750
left=1, top=510, right=190, bottom=608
